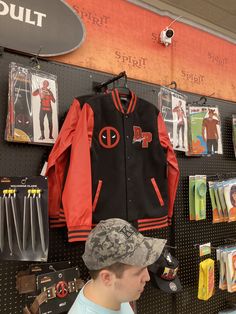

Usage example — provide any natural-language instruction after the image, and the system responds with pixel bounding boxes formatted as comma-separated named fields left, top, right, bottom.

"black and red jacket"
left=62, top=89, right=180, bottom=242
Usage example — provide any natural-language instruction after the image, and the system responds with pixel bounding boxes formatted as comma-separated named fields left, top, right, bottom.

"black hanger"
left=93, top=71, right=127, bottom=93
left=193, top=96, right=207, bottom=106
left=115, top=72, right=130, bottom=97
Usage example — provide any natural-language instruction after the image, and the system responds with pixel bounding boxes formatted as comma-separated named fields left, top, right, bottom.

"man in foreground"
left=69, top=218, right=166, bottom=314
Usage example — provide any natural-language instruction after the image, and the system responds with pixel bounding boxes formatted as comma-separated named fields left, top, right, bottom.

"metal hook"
left=224, top=238, right=236, bottom=243
left=199, top=96, right=207, bottom=105
left=194, top=243, right=218, bottom=250
left=165, top=244, right=177, bottom=249
left=30, top=46, right=43, bottom=69
left=124, top=72, right=128, bottom=88
left=49, top=265, right=57, bottom=272
left=170, top=81, right=177, bottom=89
left=21, top=177, right=28, bottom=185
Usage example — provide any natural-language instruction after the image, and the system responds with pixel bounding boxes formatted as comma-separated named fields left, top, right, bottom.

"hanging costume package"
left=217, top=248, right=228, bottom=290
left=198, top=258, right=215, bottom=300
left=226, top=250, right=236, bottom=293
left=217, top=182, right=228, bottom=222
left=158, top=88, right=173, bottom=143
left=189, top=175, right=207, bottom=221
left=5, top=62, right=59, bottom=145
left=158, top=87, right=188, bottom=152
left=208, top=181, right=222, bottom=223
left=233, top=115, right=236, bottom=158
left=224, top=180, right=236, bottom=222
left=187, top=105, right=223, bottom=156
left=189, top=176, right=196, bottom=220
left=0, top=176, right=48, bottom=261
left=16, top=262, right=84, bottom=314
left=217, top=246, right=236, bottom=292
left=172, top=93, right=188, bottom=152
left=194, top=175, right=207, bottom=220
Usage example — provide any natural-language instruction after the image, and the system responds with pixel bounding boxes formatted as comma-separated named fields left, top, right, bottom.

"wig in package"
left=224, top=180, right=236, bottom=222
left=233, top=114, right=236, bottom=158
left=5, top=62, right=59, bottom=145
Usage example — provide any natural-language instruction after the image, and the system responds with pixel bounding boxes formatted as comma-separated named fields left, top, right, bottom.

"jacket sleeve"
left=157, top=113, right=180, bottom=224
left=62, top=103, right=94, bottom=242
left=46, top=98, right=82, bottom=227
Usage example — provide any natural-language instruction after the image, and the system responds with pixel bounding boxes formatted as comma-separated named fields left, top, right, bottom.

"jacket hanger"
left=93, top=71, right=128, bottom=93
left=115, top=72, right=130, bottom=97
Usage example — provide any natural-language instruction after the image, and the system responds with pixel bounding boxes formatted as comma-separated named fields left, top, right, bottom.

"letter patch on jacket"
left=133, top=126, right=152, bottom=148
left=99, top=126, right=120, bottom=148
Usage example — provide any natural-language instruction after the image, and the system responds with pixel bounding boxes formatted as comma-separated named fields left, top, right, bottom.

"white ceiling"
left=128, top=0, right=236, bottom=43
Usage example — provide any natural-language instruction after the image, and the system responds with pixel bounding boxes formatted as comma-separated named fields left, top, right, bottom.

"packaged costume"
left=5, top=62, right=58, bottom=145
left=188, top=105, right=222, bottom=155
left=198, top=258, right=215, bottom=300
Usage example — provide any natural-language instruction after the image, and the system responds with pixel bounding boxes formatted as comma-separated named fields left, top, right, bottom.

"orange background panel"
left=50, top=0, right=236, bottom=102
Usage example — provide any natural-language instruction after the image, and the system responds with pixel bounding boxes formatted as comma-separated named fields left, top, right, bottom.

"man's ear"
left=99, top=270, right=114, bottom=286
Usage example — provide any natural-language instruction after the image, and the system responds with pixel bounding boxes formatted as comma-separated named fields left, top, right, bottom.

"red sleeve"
left=46, top=98, right=82, bottom=227
left=172, top=106, right=178, bottom=112
left=62, top=103, right=94, bottom=242
left=157, top=113, right=180, bottom=224
left=49, top=90, right=55, bottom=103
left=32, top=89, right=39, bottom=96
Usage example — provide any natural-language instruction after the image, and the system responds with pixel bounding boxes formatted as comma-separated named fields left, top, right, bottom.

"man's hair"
left=89, top=263, right=127, bottom=280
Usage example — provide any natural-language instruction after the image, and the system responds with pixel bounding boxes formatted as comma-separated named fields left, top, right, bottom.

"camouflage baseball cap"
left=82, top=218, right=167, bottom=270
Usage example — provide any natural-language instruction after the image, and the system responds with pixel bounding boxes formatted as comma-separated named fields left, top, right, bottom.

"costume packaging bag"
left=224, top=180, right=236, bottom=222
left=198, top=258, right=215, bottom=300
left=158, top=87, right=188, bottom=152
left=208, top=181, right=221, bottom=223
left=233, top=114, right=236, bottom=158
left=5, top=62, right=59, bottom=145
left=189, top=176, right=196, bottom=220
left=194, top=175, right=207, bottom=220
left=226, top=250, right=236, bottom=293
left=187, top=105, right=222, bottom=156
left=214, top=183, right=224, bottom=222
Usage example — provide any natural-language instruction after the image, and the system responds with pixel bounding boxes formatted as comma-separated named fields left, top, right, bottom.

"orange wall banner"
left=50, top=0, right=236, bottom=102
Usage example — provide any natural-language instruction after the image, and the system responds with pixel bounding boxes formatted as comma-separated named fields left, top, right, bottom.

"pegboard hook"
left=49, top=265, right=57, bottom=272
left=30, top=46, right=43, bottom=69
left=194, top=243, right=219, bottom=250
left=165, top=244, right=177, bottom=249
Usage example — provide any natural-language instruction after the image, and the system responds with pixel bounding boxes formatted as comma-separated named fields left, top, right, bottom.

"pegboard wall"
left=0, top=50, right=236, bottom=314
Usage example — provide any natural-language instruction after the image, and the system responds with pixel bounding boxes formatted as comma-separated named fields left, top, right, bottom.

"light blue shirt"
left=68, top=283, right=134, bottom=314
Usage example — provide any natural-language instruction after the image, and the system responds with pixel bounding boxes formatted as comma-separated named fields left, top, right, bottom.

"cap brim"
left=154, top=275, right=182, bottom=293
left=122, top=237, right=167, bottom=267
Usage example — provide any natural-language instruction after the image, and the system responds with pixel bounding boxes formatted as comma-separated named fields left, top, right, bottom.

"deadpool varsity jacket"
left=62, top=89, right=180, bottom=242
left=46, top=95, right=94, bottom=227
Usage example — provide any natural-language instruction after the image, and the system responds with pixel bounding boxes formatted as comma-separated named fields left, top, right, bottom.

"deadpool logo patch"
left=133, top=126, right=152, bottom=148
left=99, top=127, right=120, bottom=149
left=55, top=281, right=69, bottom=298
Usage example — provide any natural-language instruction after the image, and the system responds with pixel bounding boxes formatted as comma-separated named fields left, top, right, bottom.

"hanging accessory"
left=35, top=189, right=46, bottom=253
left=20, top=265, right=84, bottom=314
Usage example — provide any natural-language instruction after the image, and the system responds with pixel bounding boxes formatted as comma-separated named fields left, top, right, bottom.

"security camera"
left=160, top=28, right=174, bottom=47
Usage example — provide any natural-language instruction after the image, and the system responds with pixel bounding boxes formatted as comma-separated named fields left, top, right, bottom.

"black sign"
left=0, top=0, right=86, bottom=56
